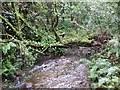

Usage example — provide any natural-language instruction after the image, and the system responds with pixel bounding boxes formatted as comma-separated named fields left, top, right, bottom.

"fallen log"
left=26, top=39, right=93, bottom=48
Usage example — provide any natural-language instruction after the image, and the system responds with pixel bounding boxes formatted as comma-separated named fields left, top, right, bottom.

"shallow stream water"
left=14, top=46, right=96, bottom=89
left=27, top=56, right=90, bottom=88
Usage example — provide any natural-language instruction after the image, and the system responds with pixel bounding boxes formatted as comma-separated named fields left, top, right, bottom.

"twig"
left=30, top=47, right=45, bottom=55
left=71, top=20, right=89, bottom=31
left=41, top=47, right=48, bottom=53
left=0, top=34, right=13, bottom=38
left=0, top=15, right=18, bottom=33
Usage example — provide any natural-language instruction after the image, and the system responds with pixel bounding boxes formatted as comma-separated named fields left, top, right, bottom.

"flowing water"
left=26, top=56, right=90, bottom=88
left=14, top=46, right=97, bottom=89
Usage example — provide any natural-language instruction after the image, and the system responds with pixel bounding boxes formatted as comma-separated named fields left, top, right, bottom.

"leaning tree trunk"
left=46, top=2, right=61, bottom=42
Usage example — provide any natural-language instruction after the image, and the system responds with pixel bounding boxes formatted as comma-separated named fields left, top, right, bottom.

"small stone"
left=26, top=83, right=32, bottom=88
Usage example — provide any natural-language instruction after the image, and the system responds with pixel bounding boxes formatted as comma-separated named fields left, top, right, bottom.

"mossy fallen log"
left=0, top=37, right=93, bottom=48
left=27, top=39, right=93, bottom=48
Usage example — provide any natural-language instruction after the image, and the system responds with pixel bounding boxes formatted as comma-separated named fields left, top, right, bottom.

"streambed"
left=25, top=56, right=90, bottom=88
left=14, top=46, right=98, bottom=89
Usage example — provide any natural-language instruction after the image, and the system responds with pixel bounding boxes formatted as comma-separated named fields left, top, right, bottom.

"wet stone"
left=25, top=56, right=90, bottom=88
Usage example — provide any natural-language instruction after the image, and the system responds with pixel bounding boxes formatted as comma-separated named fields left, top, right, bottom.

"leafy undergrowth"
left=80, top=36, right=120, bottom=89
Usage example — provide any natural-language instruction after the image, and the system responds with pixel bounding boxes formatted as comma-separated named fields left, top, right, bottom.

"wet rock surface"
left=24, top=56, right=90, bottom=88
left=13, top=46, right=99, bottom=89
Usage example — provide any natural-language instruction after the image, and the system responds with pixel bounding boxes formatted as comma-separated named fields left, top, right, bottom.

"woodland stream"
left=1, top=2, right=119, bottom=89
left=13, top=45, right=100, bottom=89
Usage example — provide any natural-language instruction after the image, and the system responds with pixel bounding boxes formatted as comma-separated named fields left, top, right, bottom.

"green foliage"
left=80, top=36, right=120, bottom=88
left=0, top=2, right=119, bottom=88
left=107, top=37, right=120, bottom=59
left=0, top=59, right=16, bottom=75
left=0, top=42, right=17, bottom=75
left=80, top=58, right=119, bottom=88
left=1, top=42, right=16, bottom=55
left=0, top=41, right=36, bottom=76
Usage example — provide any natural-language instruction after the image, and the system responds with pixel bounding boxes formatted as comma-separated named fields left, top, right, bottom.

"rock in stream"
left=21, top=56, right=90, bottom=89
